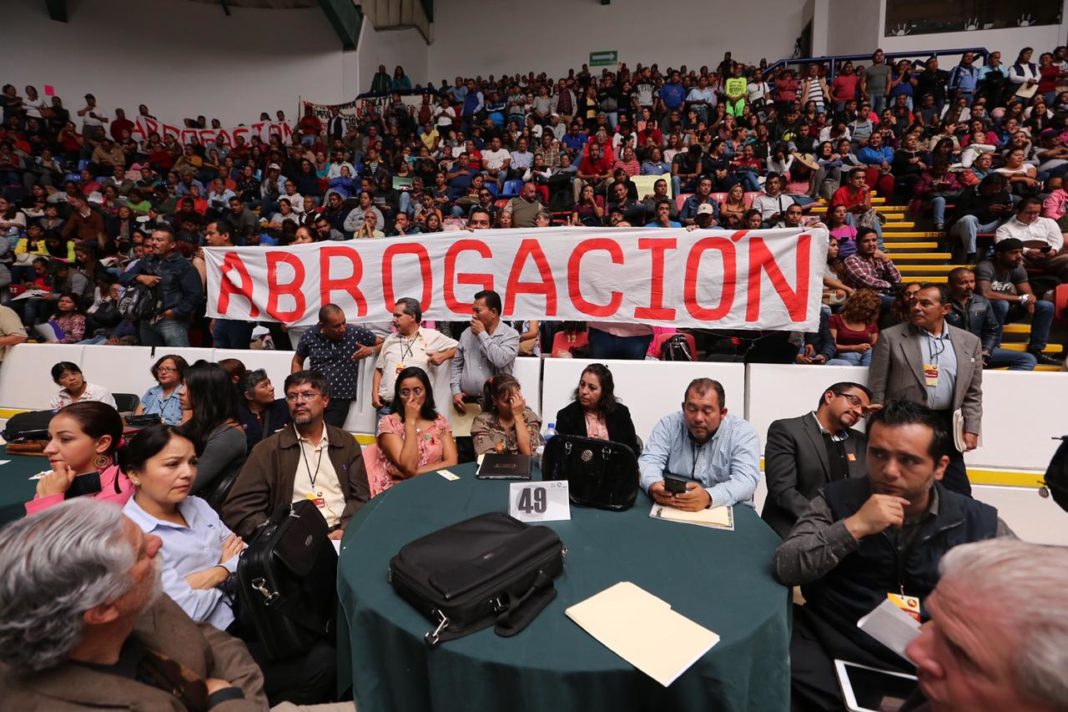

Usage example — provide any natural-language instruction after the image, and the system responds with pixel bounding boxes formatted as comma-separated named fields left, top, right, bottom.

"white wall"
left=745, top=364, right=1068, bottom=472
left=428, top=0, right=805, bottom=81
left=876, top=0, right=1068, bottom=57
left=1, top=0, right=353, bottom=125
left=824, top=0, right=881, bottom=56
left=355, top=22, right=429, bottom=94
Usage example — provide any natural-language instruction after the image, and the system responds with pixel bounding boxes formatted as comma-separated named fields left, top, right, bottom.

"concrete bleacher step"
left=885, top=231, right=944, bottom=238
left=1003, top=324, right=1033, bottom=335
left=896, top=264, right=967, bottom=273
left=882, top=222, right=916, bottom=229
left=883, top=241, right=939, bottom=249
left=1001, top=342, right=1064, bottom=354
left=1035, top=364, right=1064, bottom=372
left=876, top=212, right=905, bottom=220
left=883, top=251, right=950, bottom=260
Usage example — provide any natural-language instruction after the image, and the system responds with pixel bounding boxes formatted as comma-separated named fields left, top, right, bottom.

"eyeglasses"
left=286, top=391, right=322, bottom=403
left=836, top=392, right=865, bottom=408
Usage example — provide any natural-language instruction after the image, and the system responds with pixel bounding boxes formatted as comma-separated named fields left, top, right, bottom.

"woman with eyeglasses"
left=367, top=366, right=457, bottom=497
left=136, top=354, right=188, bottom=425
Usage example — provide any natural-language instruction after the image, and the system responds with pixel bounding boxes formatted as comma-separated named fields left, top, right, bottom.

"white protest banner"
left=130, top=116, right=293, bottom=147
left=204, top=227, right=828, bottom=330
left=302, top=99, right=364, bottom=134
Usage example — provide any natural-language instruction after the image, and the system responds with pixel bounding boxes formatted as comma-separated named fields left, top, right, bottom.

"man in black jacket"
left=775, top=401, right=1008, bottom=711
left=947, top=174, right=1013, bottom=263
left=762, top=381, right=870, bottom=538
left=945, top=267, right=1036, bottom=371
left=118, top=227, right=204, bottom=347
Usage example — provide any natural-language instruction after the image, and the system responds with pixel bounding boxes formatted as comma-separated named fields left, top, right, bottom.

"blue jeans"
left=588, top=327, right=653, bottom=360
left=212, top=319, right=255, bottom=349
left=990, top=298, right=1053, bottom=351
left=871, top=95, right=887, bottom=114
left=931, top=196, right=947, bottom=226
left=737, top=170, right=762, bottom=192
left=987, top=347, right=1036, bottom=371
left=139, top=317, right=190, bottom=347
left=827, top=350, right=872, bottom=366
left=949, top=215, right=999, bottom=257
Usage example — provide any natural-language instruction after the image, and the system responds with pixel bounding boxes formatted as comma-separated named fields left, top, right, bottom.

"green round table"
left=336, top=462, right=790, bottom=712
left=0, top=445, right=50, bottom=526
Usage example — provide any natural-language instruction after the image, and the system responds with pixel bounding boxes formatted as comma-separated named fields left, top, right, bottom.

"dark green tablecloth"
left=337, top=463, right=790, bottom=712
left=0, top=445, right=49, bottom=526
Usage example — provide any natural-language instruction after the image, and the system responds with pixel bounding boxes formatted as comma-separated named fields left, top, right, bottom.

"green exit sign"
left=589, top=51, right=618, bottom=67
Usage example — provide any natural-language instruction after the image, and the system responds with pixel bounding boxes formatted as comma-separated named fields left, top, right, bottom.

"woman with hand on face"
left=554, top=363, right=640, bottom=454
left=25, top=401, right=130, bottom=514
left=368, top=366, right=457, bottom=497
left=472, top=374, right=543, bottom=456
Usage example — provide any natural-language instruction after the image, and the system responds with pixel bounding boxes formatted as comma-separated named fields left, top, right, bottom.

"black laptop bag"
left=389, top=512, right=565, bottom=648
left=236, top=499, right=338, bottom=660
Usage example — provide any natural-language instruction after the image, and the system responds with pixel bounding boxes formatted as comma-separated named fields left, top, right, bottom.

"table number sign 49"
left=509, top=481, right=570, bottom=522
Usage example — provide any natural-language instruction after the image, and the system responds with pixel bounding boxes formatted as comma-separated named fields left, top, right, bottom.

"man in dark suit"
left=868, top=283, right=983, bottom=496
left=327, top=107, right=345, bottom=143
left=762, top=381, right=871, bottom=537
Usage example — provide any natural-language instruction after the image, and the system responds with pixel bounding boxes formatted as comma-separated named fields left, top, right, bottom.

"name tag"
left=923, top=363, right=939, bottom=387
left=887, top=592, right=922, bottom=622
left=509, top=481, right=570, bottom=523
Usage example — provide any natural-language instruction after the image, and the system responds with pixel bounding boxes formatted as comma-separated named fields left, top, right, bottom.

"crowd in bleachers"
left=2, top=45, right=1068, bottom=367
left=4, top=41, right=1068, bottom=712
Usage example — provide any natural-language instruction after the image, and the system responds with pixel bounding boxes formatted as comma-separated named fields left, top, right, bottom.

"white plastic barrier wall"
left=4, top=344, right=543, bottom=437
left=746, top=364, right=1068, bottom=472
left=541, top=359, right=746, bottom=444
left=3, top=345, right=1064, bottom=474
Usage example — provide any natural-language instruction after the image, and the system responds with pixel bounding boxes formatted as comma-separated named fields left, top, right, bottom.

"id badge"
left=887, top=592, right=921, bottom=622
left=305, top=491, right=326, bottom=508
left=923, top=363, right=939, bottom=387
left=395, top=362, right=406, bottom=374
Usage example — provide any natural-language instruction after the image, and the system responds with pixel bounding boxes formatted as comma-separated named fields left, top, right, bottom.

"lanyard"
left=297, top=425, right=326, bottom=489
left=926, top=332, right=947, bottom=362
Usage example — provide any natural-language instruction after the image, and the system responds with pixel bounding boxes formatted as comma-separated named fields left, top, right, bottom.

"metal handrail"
left=764, top=46, right=990, bottom=79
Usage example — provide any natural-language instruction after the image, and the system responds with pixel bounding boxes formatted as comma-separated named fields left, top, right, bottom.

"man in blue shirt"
left=948, top=52, right=980, bottom=104
left=639, top=378, right=761, bottom=510
left=644, top=198, right=683, bottom=228
left=658, top=71, right=687, bottom=118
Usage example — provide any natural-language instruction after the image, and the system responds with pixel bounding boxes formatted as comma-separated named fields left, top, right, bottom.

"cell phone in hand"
left=65, top=472, right=103, bottom=499
left=663, top=474, right=690, bottom=495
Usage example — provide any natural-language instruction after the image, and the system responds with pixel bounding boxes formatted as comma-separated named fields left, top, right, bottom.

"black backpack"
left=118, top=281, right=163, bottom=321
left=660, top=333, right=693, bottom=361
left=542, top=434, right=640, bottom=511
left=389, top=512, right=564, bottom=647
left=1042, top=436, right=1068, bottom=512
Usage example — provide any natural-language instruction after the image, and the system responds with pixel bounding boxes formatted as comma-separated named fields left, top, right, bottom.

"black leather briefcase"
left=389, top=512, right=565, bottom=648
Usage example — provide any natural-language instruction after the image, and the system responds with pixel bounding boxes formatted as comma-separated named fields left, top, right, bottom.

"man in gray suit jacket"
left=762, top=382, right=871, bottom=537
left=868, top=283, right=982, bottom=496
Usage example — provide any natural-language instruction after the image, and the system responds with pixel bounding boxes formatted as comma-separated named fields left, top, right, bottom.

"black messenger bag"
left=389, top=512, right=565, bottom=648
left=542, top=434, right=640, bottom=511
left=236, top=499, right=338, bottom=660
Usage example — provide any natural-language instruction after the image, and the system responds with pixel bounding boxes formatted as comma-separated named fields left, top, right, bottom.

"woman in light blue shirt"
left=122, top=423, right=337, bottom=704
left=121, top=424, right=241, bottom=631
left=136, top=353, right=188, bottom=425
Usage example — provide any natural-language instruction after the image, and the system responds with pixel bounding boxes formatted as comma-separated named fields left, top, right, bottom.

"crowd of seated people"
left=4, top=316, right=1063, bottom=710
left=3, top=46, right=1068, bottom=365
